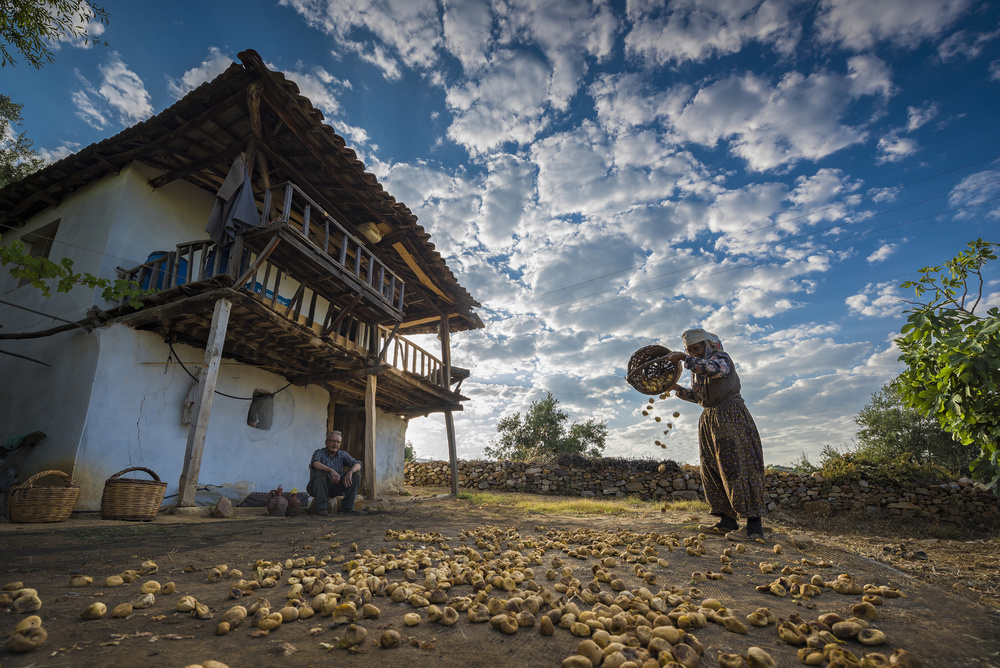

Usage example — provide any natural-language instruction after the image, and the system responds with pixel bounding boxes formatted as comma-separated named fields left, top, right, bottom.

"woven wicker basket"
left=9, top=470, right=81, bottom=523
left=100, top=467, right=167, bottom=521
left=626, top=344, right=682, bottom=395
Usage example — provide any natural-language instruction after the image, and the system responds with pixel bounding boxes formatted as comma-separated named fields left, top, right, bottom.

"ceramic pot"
left=285, top=492, right=302, bottom=517
left=267, top=486, right=288, bottom=516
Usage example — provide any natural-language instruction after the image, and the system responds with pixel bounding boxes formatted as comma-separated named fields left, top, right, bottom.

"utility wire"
left=535, top=175, right=1000, bottom=310
left=531, top=153, right=1000, bottom=301
left=540, top=194, right=1000, bottom=318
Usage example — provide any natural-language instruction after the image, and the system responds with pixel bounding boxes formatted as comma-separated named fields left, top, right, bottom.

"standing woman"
left=666, top=329, right=767, bottom=541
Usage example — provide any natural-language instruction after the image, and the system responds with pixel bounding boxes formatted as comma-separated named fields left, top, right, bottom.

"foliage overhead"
left=1, top=0, right=109, bottom=68
left=485, top=392, right=607, bottom=461
left=0, top=94, right=45, bottom=189
left=896, top=238, right=1000, bottom=494
left=854, top=379, right=979, bottom=473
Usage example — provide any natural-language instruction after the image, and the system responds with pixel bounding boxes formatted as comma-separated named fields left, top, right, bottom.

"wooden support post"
left=364, top=374, right=377, bottom=501
left=177, top=298, right=232, bottom=507
left=440, top=317, right=459, bottom=496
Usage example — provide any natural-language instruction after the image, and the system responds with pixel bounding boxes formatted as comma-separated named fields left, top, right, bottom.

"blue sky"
left=6, top=0, right=1000, bottom=466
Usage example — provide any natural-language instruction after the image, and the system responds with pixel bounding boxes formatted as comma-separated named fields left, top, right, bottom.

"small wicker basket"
left=9, top=470, right=81, bottom=523
left=626, top=344, right=682, bottom=395
left=100, top=467, right=167, bottom=521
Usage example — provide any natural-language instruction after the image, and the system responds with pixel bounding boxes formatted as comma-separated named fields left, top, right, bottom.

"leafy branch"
left=1, top=235, right=149, bottom=307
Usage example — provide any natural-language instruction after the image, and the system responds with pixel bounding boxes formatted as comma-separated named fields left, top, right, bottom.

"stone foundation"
left=404, top=460, right=1000, bottom=524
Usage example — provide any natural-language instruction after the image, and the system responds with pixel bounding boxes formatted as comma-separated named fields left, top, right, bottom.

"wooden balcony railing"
left=262, top=182, right=404, bottom=314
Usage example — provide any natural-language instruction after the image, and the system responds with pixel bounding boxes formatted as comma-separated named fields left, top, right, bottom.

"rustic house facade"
left=0, top=50, right=481, bottom=511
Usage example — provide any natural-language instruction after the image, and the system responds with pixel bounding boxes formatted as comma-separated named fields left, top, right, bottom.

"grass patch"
left=456, top=490, right=708, bottom=517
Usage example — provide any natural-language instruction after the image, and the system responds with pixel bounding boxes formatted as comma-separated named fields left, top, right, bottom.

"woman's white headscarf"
left=682, top=328, right=723, bottom=355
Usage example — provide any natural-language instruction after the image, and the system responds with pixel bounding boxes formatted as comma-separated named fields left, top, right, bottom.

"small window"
left=17, top=219, right=60, bottom=288
left=247, top=390, right=274, bottom=430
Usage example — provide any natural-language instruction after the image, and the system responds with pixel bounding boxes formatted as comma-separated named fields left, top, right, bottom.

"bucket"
left=140, top=251, right=187, bottom=290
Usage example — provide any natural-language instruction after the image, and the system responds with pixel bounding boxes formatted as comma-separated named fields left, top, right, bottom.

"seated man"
left=306, top=431, right=362, bottom=516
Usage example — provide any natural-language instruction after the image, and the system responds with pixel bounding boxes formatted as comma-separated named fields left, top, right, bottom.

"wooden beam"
left=364, top=374, right=377, bottom=501
left=440, top=319, right=459, bottom=496
left=177, top=298, right=232, bottom=506
left=291, top=363, right=389, bottom=387
left=147, top=144, right=243, bottom=190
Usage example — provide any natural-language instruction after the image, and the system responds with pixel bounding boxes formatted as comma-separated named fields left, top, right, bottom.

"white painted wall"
left=2, top=160, right=414, bottom=508
left=73, top=324, right=330, bottom=509
left=375, top=411, right=407, bottom=493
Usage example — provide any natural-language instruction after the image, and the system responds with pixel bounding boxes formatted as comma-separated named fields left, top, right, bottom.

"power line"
left=541, top=194, right=1000, bottom=318
left=535, top=175, right=1000, bottom=310
left=530, top=153, right=1000, bottom=302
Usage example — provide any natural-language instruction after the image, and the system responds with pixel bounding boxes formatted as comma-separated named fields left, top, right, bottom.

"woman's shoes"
left=725, top=527, right=765, bottom=542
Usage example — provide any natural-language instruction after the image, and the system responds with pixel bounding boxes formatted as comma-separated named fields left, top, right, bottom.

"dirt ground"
left=1, top=488, right=998, bottom=668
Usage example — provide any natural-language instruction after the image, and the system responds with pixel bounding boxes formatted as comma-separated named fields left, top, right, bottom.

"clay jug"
left=267, top=486, right=288, bottom=516
left=285, top=492, right=302, bottom=517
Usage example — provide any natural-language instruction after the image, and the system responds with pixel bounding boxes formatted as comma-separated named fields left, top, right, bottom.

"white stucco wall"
left=2, top=160, right=413, bottom=508
left=375, top=411, right=407, bottom=493
left=72, top=324, right=330, bottom=509
left=1, top=167, right=139, bottom=482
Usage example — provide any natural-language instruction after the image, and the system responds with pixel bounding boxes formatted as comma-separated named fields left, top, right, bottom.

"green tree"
left=896, top=239, right=1000, bottom=493
left=404, top=440, right=416, bottom=462
left=854, top=380, right=978, bottom=473
left=1, top=0, right=109, bottom=68
left=1, top=94, right=45, bottom=189
left=484, top=392, right=607, bottom=461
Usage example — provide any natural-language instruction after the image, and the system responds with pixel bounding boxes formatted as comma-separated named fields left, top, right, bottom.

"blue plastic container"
left=140, top=251, right=187, bottom=290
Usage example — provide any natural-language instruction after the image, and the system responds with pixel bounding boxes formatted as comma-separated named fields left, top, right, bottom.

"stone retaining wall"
left=404, top=460, right=1000, bottom=523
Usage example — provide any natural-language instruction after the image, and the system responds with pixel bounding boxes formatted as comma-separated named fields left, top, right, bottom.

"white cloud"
left=97, top=53, right=153, bottom=123
left=625, top=0, right=803, bottom=65
left=937, top=27, right=1000, bottom=61
left=37, top=142, right=82, bottom=163
left=816, top=0, right=972, bottom=51
left=45, top=0, right=106, bottom=52
left=948, top=169, right=1000, bottom=220
left=445, top=49, right=553, bottom=155
left=442, top=0, right=493, bottom=72
left=280, top=0, right=441, bottom=77
left=71, top=88, right=106, bottom=129
left=667, top=59, right=892, bottom=171
left=876, top=132, right=917, bottom=163
left=906, top=103, right=938, bottom=131
left=845, top=281, right=904, bottom=317
left=476, top=153, right=536, bottom=249
left=166, top=47, right=233, bottom=99
left=283, top=65, right=351, bottom=118
left=866, top=242, right=898, bottom=263
left=990, top=60, right=1000, bottom=81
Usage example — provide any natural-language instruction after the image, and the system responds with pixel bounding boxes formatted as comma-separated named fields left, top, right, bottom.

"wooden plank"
left=364, top=373, right=377, bottom=501
left=440, top=320, right=458, bottom=495
left=177, top=298, right=232, bottom=506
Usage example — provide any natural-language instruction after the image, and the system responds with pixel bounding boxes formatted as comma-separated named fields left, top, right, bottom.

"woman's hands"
left=666, top=351, right=687, bottom=363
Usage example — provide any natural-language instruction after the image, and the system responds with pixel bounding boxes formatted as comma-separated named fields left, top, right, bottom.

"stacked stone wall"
left=404, top=460, right=1000, bottom=523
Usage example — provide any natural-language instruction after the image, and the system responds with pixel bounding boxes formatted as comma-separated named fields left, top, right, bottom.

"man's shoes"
left=726, top=527, right=765, bottom=542
left=338, top=508, right=361, bottom=516
left=308, top=506, right=330, bottom=517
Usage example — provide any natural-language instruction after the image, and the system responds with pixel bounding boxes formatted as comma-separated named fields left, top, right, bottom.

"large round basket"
left=9, top=470, right=81, bottom=523
left=100, top=467, right=167, bottom=521
left=626, top=345, right=682, bottom=395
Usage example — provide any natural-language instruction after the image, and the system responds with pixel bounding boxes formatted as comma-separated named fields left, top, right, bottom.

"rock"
left=801, top=500, right=832, bottom=515
left=672, top=479, right=686, bottom=491
left=670, top=490, right=699, bottom=501
left=212, top=497, right=233, bottom=518
left=580, top=491, right=595, bottom=498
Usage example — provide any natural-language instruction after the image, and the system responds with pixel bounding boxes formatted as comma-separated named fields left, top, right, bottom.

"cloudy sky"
left=7, top=0, right=1000, bottom=467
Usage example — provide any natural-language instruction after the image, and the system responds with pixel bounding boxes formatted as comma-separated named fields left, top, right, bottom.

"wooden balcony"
left=113, top=183, right=466, bottom=408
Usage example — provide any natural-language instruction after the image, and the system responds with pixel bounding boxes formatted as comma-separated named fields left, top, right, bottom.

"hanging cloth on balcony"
left=205, top=154, right=260, bottom=246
